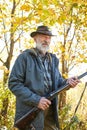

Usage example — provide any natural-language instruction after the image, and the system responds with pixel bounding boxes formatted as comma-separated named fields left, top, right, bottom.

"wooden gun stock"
left=15, top=71, right=87, bottom=129
left=15, top=107, right=39, bottom=130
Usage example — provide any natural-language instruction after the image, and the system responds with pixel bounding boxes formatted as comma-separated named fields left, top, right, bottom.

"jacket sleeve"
left=58, top=71, right=67, bottom=87
left=54, top=55, right=67, bottom=87
left=8, top=53, right=41, bottom=107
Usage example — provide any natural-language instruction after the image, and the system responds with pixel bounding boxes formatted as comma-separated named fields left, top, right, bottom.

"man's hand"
left=67, top=77, right=80, bottom=88
left=37, top=97, right=51, bottom=110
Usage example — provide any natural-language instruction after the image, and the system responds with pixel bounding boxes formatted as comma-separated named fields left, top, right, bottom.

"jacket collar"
left=28, top=48, right=52, bottom=64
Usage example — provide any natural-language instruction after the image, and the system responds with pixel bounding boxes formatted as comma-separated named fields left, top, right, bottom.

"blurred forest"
left=0, top=0, right=87, bottom=129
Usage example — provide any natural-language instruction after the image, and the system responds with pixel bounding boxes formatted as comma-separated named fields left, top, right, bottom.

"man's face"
left=34, top=34, right=51, bottom=54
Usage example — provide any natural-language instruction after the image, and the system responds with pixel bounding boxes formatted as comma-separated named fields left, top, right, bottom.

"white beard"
left=36, top=42, right=49, bottom=55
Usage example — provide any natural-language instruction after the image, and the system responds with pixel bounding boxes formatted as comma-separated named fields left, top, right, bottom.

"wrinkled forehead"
left=33, top=33, right=51, bottom=39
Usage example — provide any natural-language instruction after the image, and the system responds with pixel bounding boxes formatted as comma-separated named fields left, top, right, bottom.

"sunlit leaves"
left=58, top=14, right=66, bottom=24
left=0, top=0, right=87, bottom=130
left=0, top=66, right=9, bottom=74
left=20, top=4, right=33, bottom=12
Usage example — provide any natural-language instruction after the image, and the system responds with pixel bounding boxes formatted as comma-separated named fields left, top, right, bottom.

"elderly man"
left=8, top=25, right=80, bottom=130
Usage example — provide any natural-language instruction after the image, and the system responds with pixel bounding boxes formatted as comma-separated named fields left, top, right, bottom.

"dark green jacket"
left=8, top=49, right=66, bottom=130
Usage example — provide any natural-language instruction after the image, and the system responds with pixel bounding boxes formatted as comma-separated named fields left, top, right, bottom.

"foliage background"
left=0, top=0, right=87, bottom=129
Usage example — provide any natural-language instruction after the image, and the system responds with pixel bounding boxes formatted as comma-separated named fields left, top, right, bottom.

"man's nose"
left=45, top=37, right=50, bottom=41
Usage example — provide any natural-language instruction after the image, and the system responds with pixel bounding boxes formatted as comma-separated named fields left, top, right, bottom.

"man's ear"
left=33, top=35, right=38, bottom=42
left=33, top=37, right=36, bottom=41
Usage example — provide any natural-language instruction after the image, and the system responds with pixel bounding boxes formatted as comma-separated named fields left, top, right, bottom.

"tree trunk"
left=0, top=0, right=16, bottom=126
left=59, top=42, right=68, bottom=109
left=59, top=55, right=68, bottom=109
left=59, top=91, right=66, bottom=109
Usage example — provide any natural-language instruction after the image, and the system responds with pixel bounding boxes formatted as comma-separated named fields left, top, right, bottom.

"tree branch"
left=0, top=46, right=6, bottom=54
left=68, top=28, right=75, bottom=53
left=69, top=62, right=77, bottom=72
left=14, top=30, right=23, bottom=43
left=0, top=9, right=9, bottom=54
left=16, top=0, right=21, bottom=7
left=0, top=58, right=5, bottom=65
left=66, top=21, right=72, bottom=38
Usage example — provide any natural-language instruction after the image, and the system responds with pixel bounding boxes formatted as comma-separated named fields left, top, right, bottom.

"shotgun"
left=15, top=71, right=87, bottom=130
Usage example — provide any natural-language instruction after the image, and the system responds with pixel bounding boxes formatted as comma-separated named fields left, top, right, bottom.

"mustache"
left=43, top=41, right=49, bottom=44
